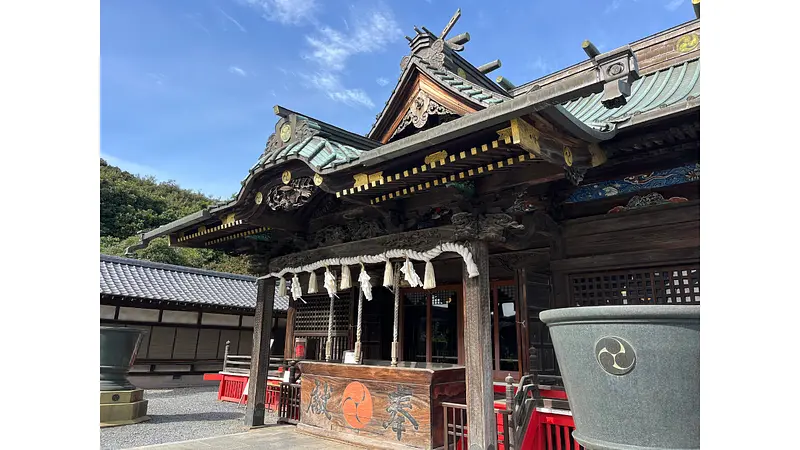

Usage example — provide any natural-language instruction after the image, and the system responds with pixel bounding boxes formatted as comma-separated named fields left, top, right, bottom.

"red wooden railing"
left=443, top=375, right=582, bottom=450
left=219, top=374, right=247, bottom=402
left=525, top=411, right=581, bottom=450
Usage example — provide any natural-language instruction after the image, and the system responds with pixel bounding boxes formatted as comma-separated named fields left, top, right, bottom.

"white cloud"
left=376, top=77, right=390, bottom=87
left=184, top=12, right=211, bottom=35
left=296, top=6, right=401, bottom=109
left=303, top=72, right=375, bottom=108
left=237, top=0, right=319, bottom=25
left=146, top=73, right=166, bottom=86
left=229, top=66, right=247, bottom=77
left=664, top=0, right=685, bottom=11
left=303, top=9, right=402, bottom=71
left=528, top=57, right=555, bottom=78
left=217, top=7, right=247, bottom=32
left=605, top=0, right=624, bottom=13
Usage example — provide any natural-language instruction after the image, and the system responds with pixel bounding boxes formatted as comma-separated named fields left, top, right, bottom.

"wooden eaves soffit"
left=134, top=9, right=645, bottom=260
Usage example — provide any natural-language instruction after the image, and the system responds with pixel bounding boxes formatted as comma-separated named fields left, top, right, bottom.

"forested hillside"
left=100, top=159, right=251, bottom=274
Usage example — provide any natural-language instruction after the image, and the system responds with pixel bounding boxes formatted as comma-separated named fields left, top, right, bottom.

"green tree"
left=99, top=159, right=251, bottom=275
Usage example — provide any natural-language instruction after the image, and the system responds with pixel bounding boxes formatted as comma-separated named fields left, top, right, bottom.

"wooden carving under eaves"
left=380, top=71, right=479, bottom=143
left=497, top=116, right=607, bottom=185
left=451, top=212, right=524, bottom=243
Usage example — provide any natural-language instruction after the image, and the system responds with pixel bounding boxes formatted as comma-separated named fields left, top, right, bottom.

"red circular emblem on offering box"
left=342, top=381, right=373, bottom=429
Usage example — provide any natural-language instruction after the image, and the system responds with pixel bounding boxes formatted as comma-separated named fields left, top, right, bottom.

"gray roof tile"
left=100, top=254, right=289, bottom=311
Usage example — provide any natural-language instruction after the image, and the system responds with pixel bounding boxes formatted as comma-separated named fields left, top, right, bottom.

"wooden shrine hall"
left=135, top=9, right=700, bottom=450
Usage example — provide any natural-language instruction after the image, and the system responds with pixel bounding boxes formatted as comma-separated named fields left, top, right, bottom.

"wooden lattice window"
left=569, top=265, right=700, bottom=306
left=399, top=286, right=462, bottom=364
left=294, top=293, right=351, bottom=335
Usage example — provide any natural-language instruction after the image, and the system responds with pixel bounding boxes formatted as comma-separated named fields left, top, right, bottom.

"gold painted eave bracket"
left=499, top=118, right=608, bottom=170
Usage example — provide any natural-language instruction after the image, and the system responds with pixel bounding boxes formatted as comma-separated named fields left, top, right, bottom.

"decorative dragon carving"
left=451, top=213, right=524, bottom=242
left=309, top=219, right=387, bottom=249
left=265, top=177, right=316, bottom=211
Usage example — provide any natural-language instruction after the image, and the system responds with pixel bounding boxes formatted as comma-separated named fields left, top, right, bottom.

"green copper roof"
left=562, top=58, right=700, bottom=130
left=250, top=114, right=373, bottom=173
left=255, top=135, right=365, bottom=170
left=428, top=67, right=509, bottom=106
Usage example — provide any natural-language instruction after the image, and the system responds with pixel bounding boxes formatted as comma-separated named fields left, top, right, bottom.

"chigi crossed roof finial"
left=405, top=8, right=470, bottom=54
left=440, top=8, right=461, bottom=39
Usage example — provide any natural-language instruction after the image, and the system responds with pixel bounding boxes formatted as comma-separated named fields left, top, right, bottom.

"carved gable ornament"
left=262, top=110, right=319, bottom=164
left=390, top=90, right=456, bottom=141
left=380, top=71, right=479, bottom=143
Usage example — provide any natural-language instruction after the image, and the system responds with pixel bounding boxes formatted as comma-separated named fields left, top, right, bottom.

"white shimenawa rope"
left=258, top=242, right=479, bottom=280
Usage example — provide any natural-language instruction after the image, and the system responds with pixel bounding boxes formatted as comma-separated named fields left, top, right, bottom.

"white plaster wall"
left=117, top=306, right=160, bottom=322
left=161, top=310, right=199, bottom=324
left=202, top=313, right=240, bottom=327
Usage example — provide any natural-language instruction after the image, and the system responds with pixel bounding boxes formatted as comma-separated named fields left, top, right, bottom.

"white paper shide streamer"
left=291, top=273, right=305, bottom=303
left=358, top=264, right=373, bottom=301
left=323, top=268, right=338, bottom=298
left=400, top=257, right=422, bottom=288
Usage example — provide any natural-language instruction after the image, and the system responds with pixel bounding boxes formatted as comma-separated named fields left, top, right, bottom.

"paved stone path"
left=132, top=425, right=364, bottom=449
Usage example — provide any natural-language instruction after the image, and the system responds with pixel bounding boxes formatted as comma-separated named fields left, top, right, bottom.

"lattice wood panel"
left=569, top=265, right=700, bottom=306
left=294, top=293, right=351, bottom=335
left=404, top=292, right=427, bottom=306
left=431, top=290, right=457, bottom=307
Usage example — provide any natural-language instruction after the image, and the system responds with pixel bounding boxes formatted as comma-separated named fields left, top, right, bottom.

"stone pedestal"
left=100, top=389, right=150, bottom=427
left=100, top=326, right=149, bottom=426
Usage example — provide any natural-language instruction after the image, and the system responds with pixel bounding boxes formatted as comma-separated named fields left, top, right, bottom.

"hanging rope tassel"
left=423, top=260, right=437, bottom=290
left=291, top=273, right=305, bottom=303
left=323, top=267, right=337, bottom=362
left=358, top=263, right=373, bottom=301
left=391, top=262, right=400, bottom=367
left=400, top=257, right=422, bottom=288
left=340, top=264, right=352, bottom=290
left=277, top=277, right=287, bottom=297
left=382, top=259, right=393, bottom=287
left=308, top=271, right=319, bottom=294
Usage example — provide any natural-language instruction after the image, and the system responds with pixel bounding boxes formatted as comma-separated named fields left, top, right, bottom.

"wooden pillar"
left=515, top=267, right=530, bottom=376
left=462, top=240, right=497, bottom=449
left=283, top=296, right=296, bottom=360
left=245, top=277, right=275, bottom=428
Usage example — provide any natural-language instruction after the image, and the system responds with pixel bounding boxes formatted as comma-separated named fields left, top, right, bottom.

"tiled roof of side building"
left=100, top=254, right=289, bottom=311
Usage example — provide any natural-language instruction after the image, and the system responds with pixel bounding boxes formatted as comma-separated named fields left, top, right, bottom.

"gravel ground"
left=100, top=386, right=278, bottom=449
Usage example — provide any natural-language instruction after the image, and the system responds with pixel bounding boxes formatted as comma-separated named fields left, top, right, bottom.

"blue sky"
left=101, top=0, right=695, bottom=199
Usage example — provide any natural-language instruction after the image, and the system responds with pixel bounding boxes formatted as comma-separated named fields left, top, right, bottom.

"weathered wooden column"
left=462, top=240, right=496, bottom=449
left=283, top=295, right=296, bottom=360
left=245, top=277, right=276, bottom=428
left=391, top=262, right=401, bottom=367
